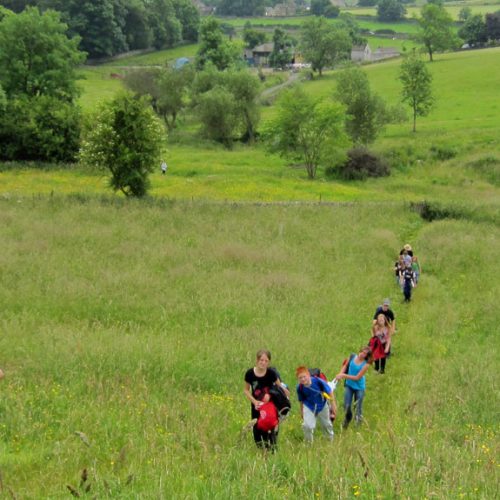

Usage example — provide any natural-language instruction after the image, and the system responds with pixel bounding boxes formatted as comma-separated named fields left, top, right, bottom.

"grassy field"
left=0, top=198, right=498, bottom=497
left=345, top=3, right=500, bottom=20
left=28, top=47, right=491, bottom=206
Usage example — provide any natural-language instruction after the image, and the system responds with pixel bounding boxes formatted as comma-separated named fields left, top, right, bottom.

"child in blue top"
left=296, top=366, right=334, bottom=443
left=336, top=346, right=372, bottom=428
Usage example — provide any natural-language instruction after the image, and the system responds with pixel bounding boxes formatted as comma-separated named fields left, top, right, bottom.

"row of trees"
left=0, top=0, right=200, bottom=58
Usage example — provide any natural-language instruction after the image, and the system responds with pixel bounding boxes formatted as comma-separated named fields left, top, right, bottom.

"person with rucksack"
left=373, top=298, right=396, bottom=336
left=244, top=349, right=287, bottom=451
left=296, top=366, right=334, bottom=444
left=370, top=313, right=391, bottom=374
left=336, top=346, right=372, bottom=428
left=401, top=263, right=416, bottom=302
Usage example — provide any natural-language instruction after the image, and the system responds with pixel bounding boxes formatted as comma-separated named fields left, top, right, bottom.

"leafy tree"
left=358, top=0, right=377, bottom=6
left=301, top=17, right=352, bottom=76
left=485, top=11, right=500, bottom=41
left=265, top=86, right=349, bottom=179
left=335, top=66, right=388, bottom=145
left=310, top=0, right=330, bottom=16
left=0, top=95, right=81, bottom=161
left=196, top=17, right=241, bottom=71
left=173, top=0, right=200, bottom=42
left=148, top=0, right=182, bottom=49
left=123, top=0, right=152, bottom=49
left=337, top=12, right=366, bottom=45
left=224, top=70, right=261, bottom=143
left=269, top=28, right=293, bottom=70
left=377, top=0, right=406, bottom=22
left=124, top=64, right=193, bottom=130
left=416, top=3, right=459, bottom=62
left=80, top=92, right=165, bottom=197
left=458, top=14, right=488, bottom=46
left=195, top=87, right=239, bottom=147
left=243, top=22, right=267, bottom=49
left=217, top=0, right=265, bottom=16
left=399, top=52, right=433, bottom=132
left=458, top=6, right=472, bottom=22
left=192, top=67, right=261, bottom=145
left=324, top=5, right=340, bottom=18
left=0, top=7, right=85, bottom=100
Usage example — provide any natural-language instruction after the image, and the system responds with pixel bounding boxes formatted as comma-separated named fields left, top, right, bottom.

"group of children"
left=394, top=244, right=421, bottom=302
left=244, top=244, right=419, bottom=450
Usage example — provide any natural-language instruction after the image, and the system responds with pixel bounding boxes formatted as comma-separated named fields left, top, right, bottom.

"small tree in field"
left=399, top=53, right=434, bottom=133
left=80, top=92, right=165, bottom=197
left=265, top=86, right=349, bottom=179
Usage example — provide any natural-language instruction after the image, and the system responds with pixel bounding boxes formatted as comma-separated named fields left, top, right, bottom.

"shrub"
left=430, top=144, right=458, bottom=161
left=0, top=95, right=81, bottom=162
left=337, top=147, right=390, bottom=180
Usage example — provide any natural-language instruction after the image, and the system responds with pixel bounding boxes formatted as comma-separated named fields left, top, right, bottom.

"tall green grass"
left=0, top=198, right=498, bottom=497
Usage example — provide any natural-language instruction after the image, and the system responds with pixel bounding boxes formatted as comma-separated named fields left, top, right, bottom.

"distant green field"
left=345, top=3, right=500, bottom=20
left=225, top=15, right=422, bottom=34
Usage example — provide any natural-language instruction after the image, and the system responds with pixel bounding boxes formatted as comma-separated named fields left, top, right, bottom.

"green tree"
left=243, top=22, right=267, bottom=49
left=335, top=66, right=388, bottom=145
left=174, top=0, right=200, bottom=42
left=217, top=0, right=265, bottom=16
left=0, top=95, right=81, bottom=161
left=265, top=86, right=348, bottom=179
left=399, top=52, right=434, bottom=132
left=269, top=28, right=292, bottom=70
left=196, top=17, right=241, bottom=71
left=485, top=11, right=500, bottom=41
left=458, top=14, right=488, bottom=46
left=80, top=92, right=165, bottom=197
left=416, top=3, right=459, bottom=62
left=458, top=6, right=472, bottom=22
left=377, top=0, right=406, bottom=22
left=192, top=67, right=261, bottom=145
left=0, top=7, right=85, bottom=100
left=324, top=5, right=340, bottom=18
left=148, top=0, right=182, bottom=49
left=310, top=0, right=330, bottom=16
left=301, top=17, right=351, bottom=76
left=224, top=70, right=261, bottom=143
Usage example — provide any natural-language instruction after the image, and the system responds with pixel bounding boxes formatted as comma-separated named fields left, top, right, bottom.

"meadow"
left=1, top=16, right=499, bottom=498
left=0, top=198, right=498, bottom=497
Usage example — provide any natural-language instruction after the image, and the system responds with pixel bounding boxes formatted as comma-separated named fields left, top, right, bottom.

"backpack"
left=308, top=368, right=328, bottom=382
left=269, top=385, right=292, bottom=417
left=342, top=354, right=356, bottom=386
left=256, top=401, right=279, bottom=432
left=298, top=369, right=330, bottom=399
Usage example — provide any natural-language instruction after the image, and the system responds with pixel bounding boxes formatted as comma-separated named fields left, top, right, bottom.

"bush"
left=337, top=147, right=390, bottom=180
left=375, top=29, right=397, bottom=35
left=430, top=144, right=458, bottom=161
left=0, top=95, right=81, bottom=162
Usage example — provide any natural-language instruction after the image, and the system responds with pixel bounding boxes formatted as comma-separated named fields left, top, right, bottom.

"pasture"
left=0, top=198, right=498, bottom=497
left=1, top=11, right=500, bottom=498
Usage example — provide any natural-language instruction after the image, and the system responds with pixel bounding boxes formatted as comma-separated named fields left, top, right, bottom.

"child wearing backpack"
left=296, top=366, right=334, bottom=444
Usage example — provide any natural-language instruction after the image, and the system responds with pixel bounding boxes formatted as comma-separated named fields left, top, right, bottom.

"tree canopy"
left=416, top=3, right=459, bottom=61
left=80, top=92, right=165, bottom=197
left=2, top=0, right=200, bottom=58
left=265, top=86, right=348, bottom=179
left=399, top=52, right=434, bottom=132
left=301, top=17, right=351, bottom=76
left=0, top=6, right=84, bottom=100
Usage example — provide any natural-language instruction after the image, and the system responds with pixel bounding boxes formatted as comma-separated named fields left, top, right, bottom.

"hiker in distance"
left=296, top=366, right=335, bottom=444
left=373, top=298, right=396, bottom=335
left=336, top=346, right=373, bottom=428
left=244, top=350, right=288, bottom=450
